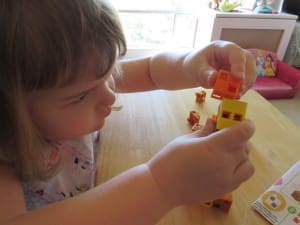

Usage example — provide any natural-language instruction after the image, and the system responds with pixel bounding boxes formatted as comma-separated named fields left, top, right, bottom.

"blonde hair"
left=0, top=0, right=126, bottom=181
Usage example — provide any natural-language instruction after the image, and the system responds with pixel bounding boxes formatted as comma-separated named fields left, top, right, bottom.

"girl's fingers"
left=193, top=118, right=216, bottom=137
left=233, top=160, right=255, bottom=185
left=208, top=120, right=255, bottom=152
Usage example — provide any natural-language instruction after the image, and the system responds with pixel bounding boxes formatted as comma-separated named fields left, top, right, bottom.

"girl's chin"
left=44, top=120, right=106, bottom=141
left=93, top=121, right=105, bottom=131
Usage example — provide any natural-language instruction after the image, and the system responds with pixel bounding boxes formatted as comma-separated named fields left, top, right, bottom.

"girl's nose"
left=96, top=78, right=116, bottom=107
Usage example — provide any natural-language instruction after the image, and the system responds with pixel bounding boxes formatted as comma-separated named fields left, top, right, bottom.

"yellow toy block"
left=216, top=98, right=247, bottom=130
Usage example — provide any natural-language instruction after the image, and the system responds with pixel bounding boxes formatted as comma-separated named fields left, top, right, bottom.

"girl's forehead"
left=77, top=53, right=101, bottom=80
left=32, top=52, right=107, bottom=98
left=44, top=47, right=116, bottom=92
left=76, top=48, right=117, bottom=80
left=65, top=51, right=116, bottom=89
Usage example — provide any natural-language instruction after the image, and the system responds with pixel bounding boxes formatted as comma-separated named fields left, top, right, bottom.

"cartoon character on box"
left=264, top=53, right=276, bottom=77
left=256, top=55, right=265, bottom=77
left=261, top=191, right=286, bottom=212
left=248, top=48, right=277, bottom=77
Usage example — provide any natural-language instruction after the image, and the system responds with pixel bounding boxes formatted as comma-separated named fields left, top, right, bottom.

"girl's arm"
left=1, top=119, right=255, bottom=225
left=116, top=41, right=256, bottom=94
left=1, top=164, right=170, bottom=225
left=116, top=52, right=192, bottom=92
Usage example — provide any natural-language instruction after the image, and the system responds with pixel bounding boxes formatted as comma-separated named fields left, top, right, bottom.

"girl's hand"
left=183, top=40, right=257, bottom=95
left=148, top=118, right=255, bottom=207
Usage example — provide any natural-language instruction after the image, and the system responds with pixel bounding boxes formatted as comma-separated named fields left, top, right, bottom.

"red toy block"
left=291, top=190, right=300, bottom=201
left=195, top=90, right=206, bottom=104
left=293, top=216, right=300, bottom=224
left=187, top=110, right=200, bottom=125
left=202, top=193, right=233, bottom=212
left=211, top=70, right=242, bottom=100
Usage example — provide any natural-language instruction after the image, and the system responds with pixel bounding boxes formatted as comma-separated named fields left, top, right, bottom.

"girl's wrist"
left=142, top=163, right=175, bottom=211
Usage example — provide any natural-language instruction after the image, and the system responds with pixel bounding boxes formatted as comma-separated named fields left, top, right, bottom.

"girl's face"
left=26, top=51, right=116, bottom=141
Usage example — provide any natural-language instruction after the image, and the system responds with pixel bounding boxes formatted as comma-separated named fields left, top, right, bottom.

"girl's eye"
left=71, top=93, right=87, bottom=104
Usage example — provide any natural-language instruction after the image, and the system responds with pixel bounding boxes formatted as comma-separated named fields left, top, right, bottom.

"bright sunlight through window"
left=109, top=0, right=256, bottom=55
left=109, top=0, right=207, bottom=50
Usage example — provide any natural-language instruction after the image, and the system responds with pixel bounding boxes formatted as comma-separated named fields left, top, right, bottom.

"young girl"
left=0, top=0, right=257, bottom=224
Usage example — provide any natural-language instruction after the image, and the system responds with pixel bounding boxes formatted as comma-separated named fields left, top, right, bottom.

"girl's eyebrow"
left=62, top=86, right=96, bottom=101
left=61, top=68, right=113, bottom=101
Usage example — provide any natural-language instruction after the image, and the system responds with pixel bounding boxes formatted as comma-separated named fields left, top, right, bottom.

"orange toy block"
left=187, top=110, right=200, bottom=125
left=191, top=123, right=203, bottom=131
left=195, top=90, right=206, bottom=104
left=202, top=193, right=233, bottom=212
left=211, top=114, right=218, bottom=122
left=211, top=70, right=241, bottom=100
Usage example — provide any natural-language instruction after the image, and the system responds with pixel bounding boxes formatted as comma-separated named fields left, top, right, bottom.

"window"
left=110, top=0, right=207, bottom=54
left=109, top=0, right=257, bottom=57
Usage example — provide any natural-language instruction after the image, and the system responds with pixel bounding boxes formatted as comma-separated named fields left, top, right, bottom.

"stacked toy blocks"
left=212, top=70, right=247, bottom=130
left=188, top=69, right=248, bottom=130
left=188, top=70, right=248, bottom=212
left=204, top=70, right=248, bottom=211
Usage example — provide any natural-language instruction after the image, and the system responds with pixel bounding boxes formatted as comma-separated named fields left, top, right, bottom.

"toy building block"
left=191, top=123, right=203, bottom=131
left=187, top=110, right=200, bottom=125
left=211, top=114, right=218, bottom=122
left=195, top=90, right=206, bottom=104
left=293, top=214, right=300, bottom=224
left=291, top=190, right=300, bottom=201
left=202, top=193, right=233, bottom=212
left=211, top=70, right=242, bottom=100
left=216, top=98, right=247, bottom=130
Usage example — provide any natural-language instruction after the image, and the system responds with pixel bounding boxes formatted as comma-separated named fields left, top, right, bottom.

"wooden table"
left=97, top=88, right=300, bottom=225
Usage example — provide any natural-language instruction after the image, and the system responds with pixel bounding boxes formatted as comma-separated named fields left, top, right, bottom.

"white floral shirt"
left=22, top=132, right=99, bottom=210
